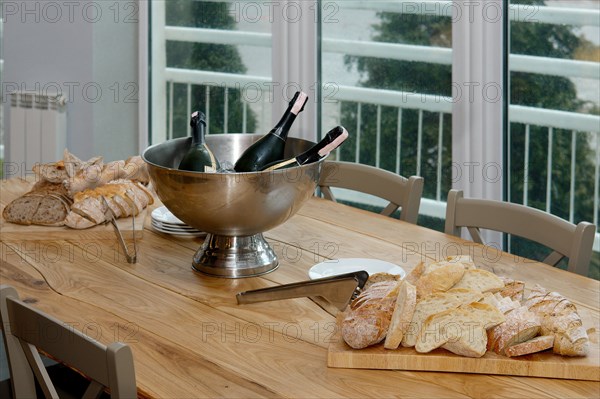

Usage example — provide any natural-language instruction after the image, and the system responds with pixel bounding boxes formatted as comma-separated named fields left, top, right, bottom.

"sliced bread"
left=363, top=272, right=402, bottom=290
left=401, top=288, right=483, bottom=348
left=524, top=285, right=589, bottom=356
left=498, top=277, right=525, bottom=301
left=405, top=261, right=425, bottom=285
left=505, top=335, right=554, bottom=357
left=487, top=306, right=541, bottom=355
left=384, top=280, right=417, bottom=349
left=2, top=181, right=71, bottom=226
left=452, top=269, right=504, bottom=293
left=416, top=264, right=466, bottom=299
left=423, top=255, right=476, bottom=274
left=479, top=292, right=501, bottom=308
left=415, top=302, right=505, bottom=357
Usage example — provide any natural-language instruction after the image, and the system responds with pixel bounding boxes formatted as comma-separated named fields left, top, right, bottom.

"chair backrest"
left=318, top=161, right=424, bottom=224
left=0, top=285, right=137, bottom=399
left=444, top=189, right=596, bottom=276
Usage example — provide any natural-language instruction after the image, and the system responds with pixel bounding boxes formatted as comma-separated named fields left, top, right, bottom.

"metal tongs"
left=236, top=271, right=369, bottom=312
left=101, top=196, right=137, bottom=264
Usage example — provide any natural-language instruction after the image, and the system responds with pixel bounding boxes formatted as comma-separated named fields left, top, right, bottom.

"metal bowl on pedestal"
left=142, top=134, right=324, bottom=278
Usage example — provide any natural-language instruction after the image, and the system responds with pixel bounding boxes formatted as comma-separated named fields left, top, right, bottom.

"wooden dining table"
left=1, top=177, right=599, bottom=398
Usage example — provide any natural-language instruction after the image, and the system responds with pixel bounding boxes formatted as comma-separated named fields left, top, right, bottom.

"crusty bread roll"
left=505, top=335, right=554, bottom=357
left=341, top=281, right=400, bottom=349
left=524, top=286, right=589, bottom=356
left=384, top=280, right=417, bottom=349
left=401, top=288, right=483, bottom=348
left=2, top=180, right=72, bottom=226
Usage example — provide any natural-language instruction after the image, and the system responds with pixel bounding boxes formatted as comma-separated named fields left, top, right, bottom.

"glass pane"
left=508, top=0, right=599, bottom=276
left=320, top=1, right=453, bottom=226
left=159, top=0, right=273, bottom=140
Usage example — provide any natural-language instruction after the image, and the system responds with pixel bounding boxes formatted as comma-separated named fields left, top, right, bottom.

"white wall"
left=2, top=0, right=139, bottom=163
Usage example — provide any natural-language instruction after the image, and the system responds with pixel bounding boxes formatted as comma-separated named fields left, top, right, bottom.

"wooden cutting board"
left=0, top=179, right=145, bottom=240
left=328, top=329, right=600, bottom=381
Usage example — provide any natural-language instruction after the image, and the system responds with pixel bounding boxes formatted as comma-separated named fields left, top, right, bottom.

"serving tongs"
left=101, top=196, right=137, bottom=264
left=236, top=271, right=369, bottom=312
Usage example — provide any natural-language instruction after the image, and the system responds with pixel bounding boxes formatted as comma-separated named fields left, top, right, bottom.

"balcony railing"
left=156, top=2, right=600, bottom=251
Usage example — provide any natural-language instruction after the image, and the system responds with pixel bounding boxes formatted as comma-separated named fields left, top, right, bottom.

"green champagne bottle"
left=233, top=91, right=308, bottom=172
left=178, top=111, right=220, bottom=172
left=261, top=126, right=348, bottom=171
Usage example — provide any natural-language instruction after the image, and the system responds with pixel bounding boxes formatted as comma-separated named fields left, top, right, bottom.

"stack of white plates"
left=151, top=206, right=205, bottom=237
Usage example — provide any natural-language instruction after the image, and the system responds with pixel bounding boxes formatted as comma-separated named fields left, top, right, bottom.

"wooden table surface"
left=1, top=178, right=599, bottom=398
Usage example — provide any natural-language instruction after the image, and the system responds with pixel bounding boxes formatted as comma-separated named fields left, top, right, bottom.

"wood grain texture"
left=1, top=179, right=599, bottom=398
left=0, top=178, right=144, bottom=240
left=328, top=332, right=600, bottom=381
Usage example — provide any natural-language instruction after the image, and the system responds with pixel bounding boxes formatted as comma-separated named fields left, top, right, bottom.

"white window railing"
left=153, top=2, right=600, bottom=251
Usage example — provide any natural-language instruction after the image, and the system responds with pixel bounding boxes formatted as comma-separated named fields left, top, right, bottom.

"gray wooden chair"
left=444, top=189, right=596, bottom=276
left=318, top=161, right=424, bottom=224
left=0, top=285, right=137, bottom=399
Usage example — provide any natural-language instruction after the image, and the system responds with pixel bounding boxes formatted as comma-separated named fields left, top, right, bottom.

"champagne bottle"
left=261, top=126, right=348, bottom=171
left=178, top=111, right=220, bottom=172
left=233, top=91, right=309, bottom=172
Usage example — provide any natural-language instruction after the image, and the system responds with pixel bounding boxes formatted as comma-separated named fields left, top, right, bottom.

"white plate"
left=151, top=206, right=187, bottom=225
left=151, top=221, right=201, bottom=234
left=308, top=258, right=406, bottom=280
left=151, top=222, right=206, bottom=237
left=151, top=219, right=199, bottom=231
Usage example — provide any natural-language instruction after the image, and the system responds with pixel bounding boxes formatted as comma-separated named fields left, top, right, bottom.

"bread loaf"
left=2, top=180, right=72, bottom=226
left=524, top=286, right=589, bottom=356
left=65, top=180, right=154, bottom=229
left=341, top=281, right=400, bottom=349
left=384, top=280, right=417, bottom=349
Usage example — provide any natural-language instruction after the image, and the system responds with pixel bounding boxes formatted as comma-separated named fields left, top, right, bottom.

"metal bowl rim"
left=141, top=134, right=324, bottom=175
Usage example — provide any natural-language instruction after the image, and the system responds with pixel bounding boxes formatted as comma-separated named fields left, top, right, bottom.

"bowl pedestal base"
left=192, top=233, right=279, bottom=278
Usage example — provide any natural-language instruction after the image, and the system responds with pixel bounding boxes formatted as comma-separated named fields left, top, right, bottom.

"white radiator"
left=7, top=91, right=67, bottom=172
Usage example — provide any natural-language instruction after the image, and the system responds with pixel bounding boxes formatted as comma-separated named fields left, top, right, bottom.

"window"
left=507, top=0, right=600, bottom=275
left=152, top=0, right=275, bottom=143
